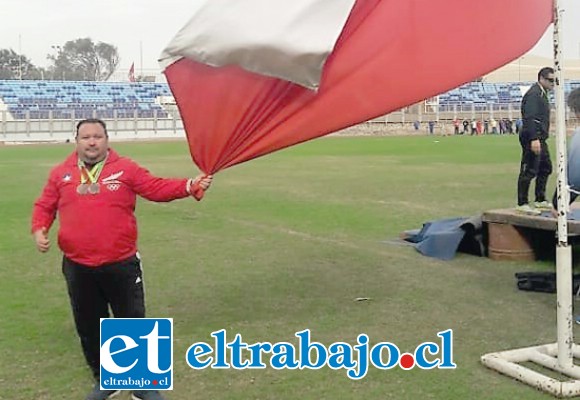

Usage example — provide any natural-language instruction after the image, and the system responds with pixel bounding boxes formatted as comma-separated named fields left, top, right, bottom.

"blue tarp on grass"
left=404, top=216, right=484, bottom=260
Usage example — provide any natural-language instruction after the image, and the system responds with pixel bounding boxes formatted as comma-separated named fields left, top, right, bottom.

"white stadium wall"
left=0, top=111, right=186, bottom=143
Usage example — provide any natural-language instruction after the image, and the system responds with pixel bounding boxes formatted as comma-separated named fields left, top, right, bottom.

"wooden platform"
left=483, top=208, right=580, bottom=234
left=483, top=207, right=580, bottom=261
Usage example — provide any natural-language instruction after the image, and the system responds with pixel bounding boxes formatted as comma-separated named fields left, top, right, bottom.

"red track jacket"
left=32, top=149, right=192, bottom=266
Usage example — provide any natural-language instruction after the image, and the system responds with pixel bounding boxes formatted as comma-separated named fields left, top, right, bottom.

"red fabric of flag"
left=165, top=0, right=553, bottom=176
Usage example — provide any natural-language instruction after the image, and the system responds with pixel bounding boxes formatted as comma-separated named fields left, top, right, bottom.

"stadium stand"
left=0, top=79, right=579, bottom=121
left=0, top=80, right=172, bottom=120
left=438, top=80, right=580, bottom=110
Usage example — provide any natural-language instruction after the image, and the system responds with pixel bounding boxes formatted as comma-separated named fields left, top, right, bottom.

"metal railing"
left=1, top=104, right=578, bottom=143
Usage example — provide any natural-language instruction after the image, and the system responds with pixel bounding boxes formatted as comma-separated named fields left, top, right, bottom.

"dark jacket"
left=520, top=83, right=550, bottom=143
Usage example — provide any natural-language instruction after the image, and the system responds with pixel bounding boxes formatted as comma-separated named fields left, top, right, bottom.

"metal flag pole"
left=553, top=0, right=573, bottom=371
left=481, top=1, right=580, bottom=396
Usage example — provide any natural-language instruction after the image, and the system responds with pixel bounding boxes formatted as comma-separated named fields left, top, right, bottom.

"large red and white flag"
left=160, top=0, right=356, bottom=90
left=128, top=62, right=136, bottom=82
left=160, top=0, right=553, bottom=177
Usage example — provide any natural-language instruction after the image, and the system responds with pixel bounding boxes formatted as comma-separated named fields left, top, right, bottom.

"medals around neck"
left=77, top=157, right=106, bottom=196
left=76, top=183, right=89, bottom=195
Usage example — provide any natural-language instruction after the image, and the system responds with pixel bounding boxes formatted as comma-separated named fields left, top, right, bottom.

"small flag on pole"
left=128, top=62, right=136, bottom=82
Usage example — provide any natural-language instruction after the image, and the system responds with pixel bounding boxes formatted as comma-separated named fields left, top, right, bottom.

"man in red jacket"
left=32, top=118, right=212, bottom=400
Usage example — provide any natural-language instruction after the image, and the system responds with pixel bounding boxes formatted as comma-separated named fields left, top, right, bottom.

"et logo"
left=100, top=318, right=173, bottom=390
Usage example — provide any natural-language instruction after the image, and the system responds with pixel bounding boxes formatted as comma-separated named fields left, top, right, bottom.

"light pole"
left=51, top=45, right=63, bottom=80
left=18, top=34, right=22, bottom=80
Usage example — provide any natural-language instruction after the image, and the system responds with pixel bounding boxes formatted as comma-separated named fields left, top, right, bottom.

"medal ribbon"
left=78, top=158, right=106, bottom=184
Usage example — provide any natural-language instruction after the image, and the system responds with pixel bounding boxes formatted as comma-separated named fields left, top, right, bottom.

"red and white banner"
left=160, top=0, right=553, bottom=177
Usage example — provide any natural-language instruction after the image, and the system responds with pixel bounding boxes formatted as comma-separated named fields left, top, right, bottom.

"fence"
left=1, top=103, right=578, bottom=143
left=0, top=109, right=185, bottom=143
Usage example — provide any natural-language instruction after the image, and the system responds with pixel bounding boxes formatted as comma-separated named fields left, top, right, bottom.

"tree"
left=0, top=49, right=45, bottom=80
left=48, top=38, right=120, bottom=81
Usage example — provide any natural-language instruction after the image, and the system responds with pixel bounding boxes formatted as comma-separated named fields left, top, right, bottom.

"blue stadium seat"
left=1, top=79, right=576, bottom=120
left=0, top=80, right=171, bottom=119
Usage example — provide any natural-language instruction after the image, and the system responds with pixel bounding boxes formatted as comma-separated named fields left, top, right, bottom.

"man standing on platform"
left=516, top=67, right=555, bottom=215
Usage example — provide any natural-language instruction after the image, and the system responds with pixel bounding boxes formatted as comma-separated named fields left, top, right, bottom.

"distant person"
left=515, top=118, right=523, bottom=134
left=428, top=120, right=435, bottom=134
left=551, top=88, right=580, bottom=212
left=499, top=119, right=506, bottom=134
left=453, top=118, right=460, bottom=135
left=516, top=67, right=555, bottom=215
left=414, top=120, right=420, bottom=131
left=490, top=117, right=498, bottom=134
left=506, top=119, right=514, bottom=134
left=31, top=119, right=213, bottom=400
left=462, top=119, right=469, bottom=134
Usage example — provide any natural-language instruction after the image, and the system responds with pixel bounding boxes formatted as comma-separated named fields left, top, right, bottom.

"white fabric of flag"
left=159, top=0, right=356, bottom=89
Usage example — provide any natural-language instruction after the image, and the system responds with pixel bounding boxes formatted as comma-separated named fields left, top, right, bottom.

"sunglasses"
left=545, top=77, right=555, bottom=83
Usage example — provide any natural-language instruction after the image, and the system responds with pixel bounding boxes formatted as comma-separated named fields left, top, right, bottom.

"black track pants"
left=62, top=254, right=145, bottom=379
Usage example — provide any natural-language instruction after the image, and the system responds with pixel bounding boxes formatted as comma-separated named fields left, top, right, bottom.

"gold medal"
left=88, top=183, right=100, bottom=194
left=77, top=183, right=89, bottom=195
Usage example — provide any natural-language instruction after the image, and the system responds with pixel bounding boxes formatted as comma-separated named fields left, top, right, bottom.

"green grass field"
left=0, top=134, right=574, bottom=399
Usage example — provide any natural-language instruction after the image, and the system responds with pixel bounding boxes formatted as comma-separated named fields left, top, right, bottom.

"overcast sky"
left=1, top=0, right=579, bottom=74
